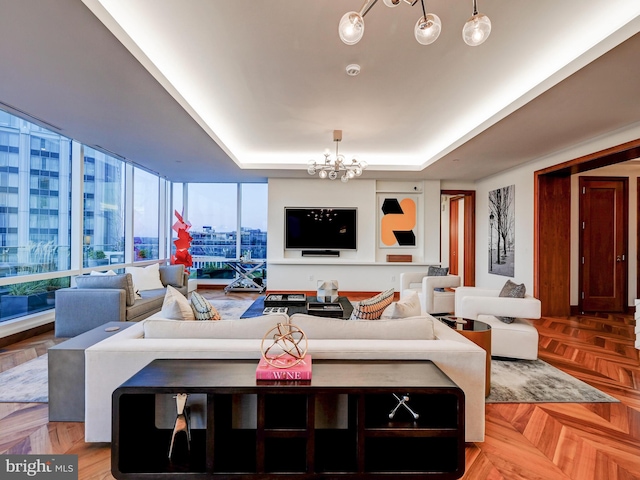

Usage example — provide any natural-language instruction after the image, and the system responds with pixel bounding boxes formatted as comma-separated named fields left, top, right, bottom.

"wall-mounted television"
left=285, top=207, right=357, bottom=250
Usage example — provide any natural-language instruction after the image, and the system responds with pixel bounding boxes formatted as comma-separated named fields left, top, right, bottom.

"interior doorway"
left=578, top=177, right=628, bottom=312
left=535, top=138, right=640, bottom=316
left=441, top=190, right=475, bottom=286
left=449, top=196, right=462, bottom=275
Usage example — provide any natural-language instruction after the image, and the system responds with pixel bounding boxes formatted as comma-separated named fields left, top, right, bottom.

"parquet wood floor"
left=1, top=291, right=639, bottom=479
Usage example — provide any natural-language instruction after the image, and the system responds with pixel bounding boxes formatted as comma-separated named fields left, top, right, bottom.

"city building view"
left=0, top=109, right=267, bottom=323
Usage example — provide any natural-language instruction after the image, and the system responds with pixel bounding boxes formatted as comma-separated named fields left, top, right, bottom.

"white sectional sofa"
left=84, top=312, right=486, bottom=443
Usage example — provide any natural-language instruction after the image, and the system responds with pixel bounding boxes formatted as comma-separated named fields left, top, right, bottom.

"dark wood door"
left=579, top=177, right=628, bottom=312
left=449, top=197, right=461, bottom=275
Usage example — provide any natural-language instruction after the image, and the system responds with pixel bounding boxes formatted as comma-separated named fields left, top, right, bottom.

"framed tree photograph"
left=488, top=185, right=515, bottom=277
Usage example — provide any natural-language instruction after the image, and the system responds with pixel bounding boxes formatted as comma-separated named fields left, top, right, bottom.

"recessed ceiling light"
left=346, top=64, right=361, bottom=76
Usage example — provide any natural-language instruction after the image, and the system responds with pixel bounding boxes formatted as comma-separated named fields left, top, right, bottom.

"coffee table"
left=112, top=359, right=465, bottom=479
left=240, top=295, right=354, bottom=319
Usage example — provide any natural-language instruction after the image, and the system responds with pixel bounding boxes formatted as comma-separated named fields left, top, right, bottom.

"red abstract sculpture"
left=171, top=210, right=193, bottom=271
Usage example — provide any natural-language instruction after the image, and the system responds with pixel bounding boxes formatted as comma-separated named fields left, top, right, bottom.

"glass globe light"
left=347, top=169, right=356, bottom=179
left=341, top=174, right=349, bottom=183
left=319, top=170, right=328, bottom=179
left=354, top=167, right=363, bottom=176
left=339, top=11, right=365, bottom=45
left=415, top=13, right=441, bottom=45
left=359, top=160, right=368, bottom=170
left=336, top=154, right=345, bottom=166
left=307, top=160, right=317, bottom=175
left=328, top=170, right=338, bottom=180
left=383, top=0, right=400, bottom=7
left=462, top=13, right=491, bottom=46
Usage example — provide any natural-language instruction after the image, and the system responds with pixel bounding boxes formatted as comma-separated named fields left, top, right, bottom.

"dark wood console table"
left=112, top=359, right=465, bottom=479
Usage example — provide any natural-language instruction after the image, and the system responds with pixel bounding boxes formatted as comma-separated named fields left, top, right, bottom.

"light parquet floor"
left=0, top=291, right=639, bottom=479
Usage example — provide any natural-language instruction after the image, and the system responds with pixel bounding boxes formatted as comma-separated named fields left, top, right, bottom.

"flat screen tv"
left=285, top=207, right=357, bottom=250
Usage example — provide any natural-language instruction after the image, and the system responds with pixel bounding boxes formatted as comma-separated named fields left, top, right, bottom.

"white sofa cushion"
left=289, top=313, right=434, bottom=340
left=143, top=313, right=289, bottom=339
left=159, top=285, right=195, bottom=321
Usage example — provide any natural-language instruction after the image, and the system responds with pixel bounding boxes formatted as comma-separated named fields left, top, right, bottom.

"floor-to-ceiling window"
left=83, top=147, right=126, bottom=267
left=0, top=106, right=171, bottom=328
left=133, top=167, right=159, bottom=261
left=0, top=111, right=72, bottom=322
left=240, top=183, right=267, bottom=259
left=183, top=183, right=267, bottom=281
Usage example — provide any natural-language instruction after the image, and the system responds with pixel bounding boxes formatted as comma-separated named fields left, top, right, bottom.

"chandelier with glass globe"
left=339, top=0, right=491, bottom=47
left=307, top=130, right=367, bottom=183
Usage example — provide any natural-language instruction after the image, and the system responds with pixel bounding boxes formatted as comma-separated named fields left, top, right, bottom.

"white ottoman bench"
left=477, top=315, right=539, bottom=360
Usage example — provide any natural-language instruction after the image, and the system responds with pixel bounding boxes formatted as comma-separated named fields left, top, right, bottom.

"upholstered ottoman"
left=477, top=315, right=539, bottom=360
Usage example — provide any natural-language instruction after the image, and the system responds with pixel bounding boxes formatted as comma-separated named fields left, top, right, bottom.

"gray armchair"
left=54, top=264, right=188, bottom=337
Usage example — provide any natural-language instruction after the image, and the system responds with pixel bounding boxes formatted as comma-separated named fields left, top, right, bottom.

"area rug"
left=486, top=357, right=619, bottom=403
left=0, top=304, right=619, bottom=405
left=0, top=354, right=48, bottom=402
left=211, top=299, right=256, bottom=319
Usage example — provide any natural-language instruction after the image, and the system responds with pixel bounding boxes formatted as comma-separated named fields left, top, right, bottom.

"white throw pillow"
left=381, top=289, right=422, bottom=319
left=90, top=269, right=117, bottom=276
left=159, top=285, right=195, bottom=321
left=125, top=263, right=165, bottom=291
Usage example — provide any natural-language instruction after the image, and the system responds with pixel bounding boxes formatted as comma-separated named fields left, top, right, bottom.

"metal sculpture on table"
left=389, top=393, right=420, bottom=420
left=168, top=393, right=191, bottom=459
left=260, top=323, right=308, bottom=368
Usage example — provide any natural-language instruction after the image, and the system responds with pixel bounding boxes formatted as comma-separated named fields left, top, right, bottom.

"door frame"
left=534, top=138, right=640, bottom=316
left=578, top=176, right=628, bottom=312
left=441, top=190, right=475, bottom=286
left=448, top=195, right=463, bottom=275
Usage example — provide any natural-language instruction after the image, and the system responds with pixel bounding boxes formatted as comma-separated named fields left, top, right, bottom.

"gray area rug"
left=0, top=354, right=48, bottom=402
left=0, top=301, right=619, bottom=405
left=486, top=357, right=619, bottom=403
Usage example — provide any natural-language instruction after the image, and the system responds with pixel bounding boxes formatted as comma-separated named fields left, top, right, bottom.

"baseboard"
left=570, top=304, right=633, bottom=315
left=0, top=314, right=54, bottom=348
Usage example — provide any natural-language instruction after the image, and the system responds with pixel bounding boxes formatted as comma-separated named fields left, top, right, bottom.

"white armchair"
left=454, top=286, right=541, bottom=360
left=400, top=271, right=461, bottom=314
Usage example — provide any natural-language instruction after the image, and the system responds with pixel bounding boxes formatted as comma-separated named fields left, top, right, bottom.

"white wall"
left=267, top=178, right=443, bottom=291
left=473, top=122, right=640, bottom=304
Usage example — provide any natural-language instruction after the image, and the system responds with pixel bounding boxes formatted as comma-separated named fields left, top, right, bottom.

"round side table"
left=440, top=317, right=492, bottom=397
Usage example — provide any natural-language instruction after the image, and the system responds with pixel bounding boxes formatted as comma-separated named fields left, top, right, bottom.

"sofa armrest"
left=55, top=288, right=127, bottom=337
left=456, top=294, right=541, bottom=321
left=423, top=275, right=461, bottom=291
left=400, top=272, right=429, bottom=291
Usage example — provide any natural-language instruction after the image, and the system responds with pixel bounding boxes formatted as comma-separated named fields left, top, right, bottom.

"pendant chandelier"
left=307, top=130, right=367, bottom=183
left=338, top=0, right=491, bottom=47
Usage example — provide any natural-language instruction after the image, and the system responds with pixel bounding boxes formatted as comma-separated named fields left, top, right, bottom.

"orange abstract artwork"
left=380, top=197, right=417, bottom=247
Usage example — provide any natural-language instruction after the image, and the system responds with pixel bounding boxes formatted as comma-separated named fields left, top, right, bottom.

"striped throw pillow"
left=190, top=291, right=221, bottom=321
left=352, top=288, right=395, bottom=320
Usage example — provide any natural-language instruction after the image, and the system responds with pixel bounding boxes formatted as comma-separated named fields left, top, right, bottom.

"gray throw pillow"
left=159, top=264, right=185, bottom=287
left=75, top=273, right=136, bottom=306
left=428, top=266, right=449, bottom=291
left=499, top=279, right=526, bottom=298
left=427, top=266, right=449, bottom=276
left=497, top=280, right=526, bottom=323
